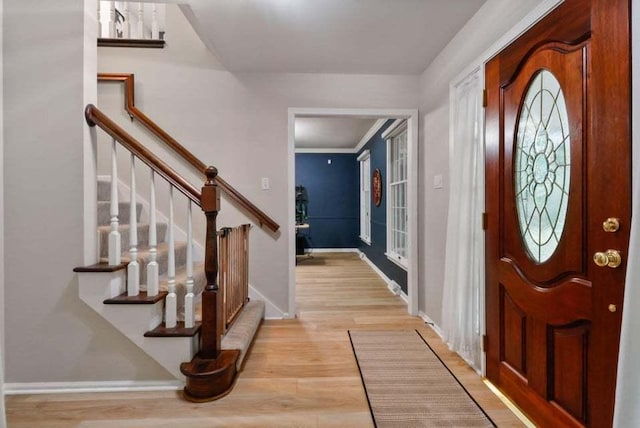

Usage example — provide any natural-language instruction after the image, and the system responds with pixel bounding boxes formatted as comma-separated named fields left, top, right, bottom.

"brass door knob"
left=593, top=249, right=622, bottom=268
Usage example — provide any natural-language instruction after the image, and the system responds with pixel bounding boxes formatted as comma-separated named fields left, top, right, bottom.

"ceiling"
left=295, top=117, right=378, bottom=150
left=182, top=0, right=486, bottom=149
left=185, top=0, right=487, bottom=75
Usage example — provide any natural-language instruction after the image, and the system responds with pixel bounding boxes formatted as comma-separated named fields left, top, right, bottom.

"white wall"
left=98, top=4, right=421, bottom=315
left=417, top=0, right=543, bottom=325
left=3, top=0, right=173, bottom=384
left=0, top=0, right=5, bottom=421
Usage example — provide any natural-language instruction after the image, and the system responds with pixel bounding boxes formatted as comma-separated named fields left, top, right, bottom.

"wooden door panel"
left=495, top=0, right=591, bottom=87
left=501, top=290, right=526, bottom=375
left=502, top=43, right=587, bottom=284
left=499, top=261, right=592, bottom=324
left=550, top=322, right=590, bottom=423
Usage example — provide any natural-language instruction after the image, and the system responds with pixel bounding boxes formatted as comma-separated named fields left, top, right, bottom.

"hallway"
left=6, top=252, right=524, bottom=427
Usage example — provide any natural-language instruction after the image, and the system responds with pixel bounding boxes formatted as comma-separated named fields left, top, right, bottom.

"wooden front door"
left=484, top=0, right=631, bottom=426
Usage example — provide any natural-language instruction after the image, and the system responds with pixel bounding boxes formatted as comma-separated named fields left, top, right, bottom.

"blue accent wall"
left=295, top=153, right=359, bottom=248
left=358, top=120, right=408, bottom=293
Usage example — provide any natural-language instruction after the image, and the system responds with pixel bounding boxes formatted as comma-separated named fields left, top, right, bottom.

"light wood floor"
left=6, top=252, right=525, bottom=427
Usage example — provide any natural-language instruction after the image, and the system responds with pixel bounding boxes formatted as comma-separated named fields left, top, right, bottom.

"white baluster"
left=151, top=4, right=159, bottom=40
left=184, top=200, right=195, bottom=328
left=108, top=140, right=121, bottom=265
left=108, top=1, right=116, bottom=38
left=165, top=186, right=177, bottom=328
left=146, top=170, right=159, bottom=296
left=98, top=2, right=103, bottom=38
left=127, top=154, right=140, bottom=296
left=121, top=3, right=130, bottom=39
left=136, top=3, right=144, bottom=39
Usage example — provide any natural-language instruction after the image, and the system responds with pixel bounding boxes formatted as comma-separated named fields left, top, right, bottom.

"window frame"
left=383, top=119, right=408, bottom=270
left=357, top=150, right=372, bottom=244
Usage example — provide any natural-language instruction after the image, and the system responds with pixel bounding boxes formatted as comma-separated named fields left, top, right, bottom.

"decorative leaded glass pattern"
left=514, top=70, right=571, bottom=263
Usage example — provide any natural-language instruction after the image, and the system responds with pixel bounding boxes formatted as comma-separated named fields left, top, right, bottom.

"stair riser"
left=97, top=180, right=111, bottom=202
left=99, top=224, right=168, bottom=258
left=98, top=201, right=143, bottom=226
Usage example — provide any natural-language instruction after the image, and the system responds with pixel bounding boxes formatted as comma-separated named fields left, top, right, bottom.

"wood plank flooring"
left=5, top=252, right=525, bottom=427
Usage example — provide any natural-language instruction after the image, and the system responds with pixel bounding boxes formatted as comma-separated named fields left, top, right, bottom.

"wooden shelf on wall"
left=98, top=38, right=165, bottom=48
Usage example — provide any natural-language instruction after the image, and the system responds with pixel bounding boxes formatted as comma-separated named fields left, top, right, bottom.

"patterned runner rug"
left=349, top=330, right=496, bottom=427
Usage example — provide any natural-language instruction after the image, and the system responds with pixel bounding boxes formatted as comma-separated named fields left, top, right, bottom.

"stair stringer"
left=77, top=269, right=198, bottom=379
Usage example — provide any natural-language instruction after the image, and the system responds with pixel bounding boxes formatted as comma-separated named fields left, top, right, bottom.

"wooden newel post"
left=200, top=166, right=222, bottom=359
left=181, top=165, right=240, bottom=402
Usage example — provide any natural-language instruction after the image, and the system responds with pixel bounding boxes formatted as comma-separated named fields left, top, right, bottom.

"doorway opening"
left=287, top=108, right=419, bottom=317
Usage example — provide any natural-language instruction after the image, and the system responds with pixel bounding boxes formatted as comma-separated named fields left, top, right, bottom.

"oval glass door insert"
left=514, top=70, right=571, bottom=263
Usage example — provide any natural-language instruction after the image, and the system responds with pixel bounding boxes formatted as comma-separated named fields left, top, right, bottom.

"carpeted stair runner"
left=195, top=299, right=265, bottom=370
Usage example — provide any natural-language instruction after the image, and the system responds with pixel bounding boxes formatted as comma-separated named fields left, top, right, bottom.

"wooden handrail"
left=97, top=73, right=280, bottom=233
left=85, top=104, right=201, bottom=205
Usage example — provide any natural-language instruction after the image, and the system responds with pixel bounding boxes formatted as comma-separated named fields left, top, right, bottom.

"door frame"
left=287, top=108, right=419, bottom=317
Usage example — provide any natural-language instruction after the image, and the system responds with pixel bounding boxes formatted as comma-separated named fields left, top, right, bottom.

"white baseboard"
left=419, top=311, right=444, bottom=339
left=359, top=251, right=408, bottom=304
left=308, top=248, right=359, bottom=253
left=399, top=290, right=408, bottom=304
left=4, top=380, right=183, bottom=395
left=249, top=284, right=287, bottom=319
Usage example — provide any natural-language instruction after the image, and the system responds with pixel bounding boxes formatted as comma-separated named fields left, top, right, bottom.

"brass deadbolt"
left=603, top=218, right=620, bottom=233
left=609, top=304, right=617, bottom=313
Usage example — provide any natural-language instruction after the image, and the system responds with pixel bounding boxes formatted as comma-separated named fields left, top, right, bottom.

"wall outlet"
left=433, top=174, right=444, bottom=189
left=389, top=281, right=401, bottom=295
left=327, top=159, right=332, bottom=165
left=261, top=177, right=270, bottom=190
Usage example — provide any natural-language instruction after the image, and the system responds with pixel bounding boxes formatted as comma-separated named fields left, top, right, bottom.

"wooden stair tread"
left=145, top=322, right=201, bottom=337
left=180, top=350, right=240, bottom=402
left=74, top=262, right=128, bottom=273
left=104, top=291, right=168, bottom=304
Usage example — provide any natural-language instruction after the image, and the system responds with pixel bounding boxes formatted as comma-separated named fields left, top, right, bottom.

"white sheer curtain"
left=613, top=4, right=640, bottom=424
left=613, top=135, right=640, bottom=427
left=441, top=69, right=484, bottom=372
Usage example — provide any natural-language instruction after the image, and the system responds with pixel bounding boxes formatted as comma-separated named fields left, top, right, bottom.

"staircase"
left=74, top=119, right=265, bottom=402
left=75, top=99, right=274, bottom=400
left=77, top=176, right=264, bottom=381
